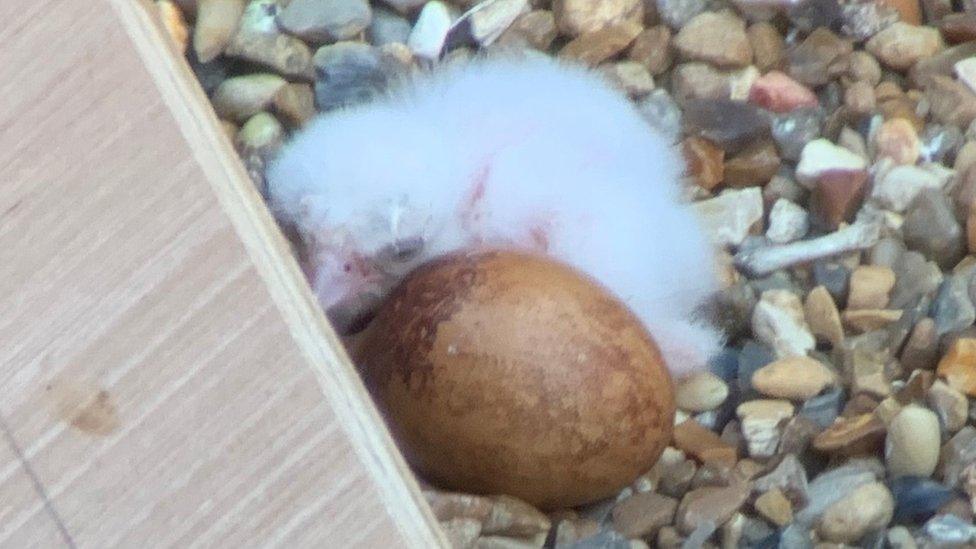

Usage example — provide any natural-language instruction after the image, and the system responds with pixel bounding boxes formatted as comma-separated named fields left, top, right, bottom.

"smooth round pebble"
left=675, top=371, right=729, bottom=412
left=818, top=482, right=894, bottom=544
left=751, top=356, right=837, bottom=400
left=885, top=404, right=941, bottom=478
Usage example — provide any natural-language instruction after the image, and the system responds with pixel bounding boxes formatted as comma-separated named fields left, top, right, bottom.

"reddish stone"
left=749, top=71, right=819, bottom=113
left=939, top=13, right=976, bottom=44
left=809, top=168, right=870, bottom=230
left=683, top=136, right=725, bottom=190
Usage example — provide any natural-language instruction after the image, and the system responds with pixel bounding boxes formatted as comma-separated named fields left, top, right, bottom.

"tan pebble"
left=812, top=413, right=886, bottom=455
left=938, top=338, right=976, bottom=396
left=842, top=309, right=902, bottom=333
left=676, top=484, right=752, bottom=535
left=673, top=11, right=753, bottom=69
left=598, top=61, right=655, bottom=97
left=723, top=140, right=781, bottom=188
left=926, top=75, right=976, bottom=128
left=736, top=399, right=795, bottom=420
left=212, top=74, right=288, bottom=122
left=194, top=0, right=245, bottom=62
left=672, top=419, right=739, bottom=465
left=818, top=482, right=894, bottom=544
left=805, top=286, right=844, bottom=347
left=482, top=495, right=551, bottom=537
left=558, top=21, right=643, bottom=66
left=866, top=23, right=944, bottom=72
left=675, top=371, right=729, bottom=412
left=475, top=535, right=545, bottom=549
left=754, top=488, right=793, bottom=527
left=552, top=0, right=643, bottom=38
left=927, top=379, right=969, bottom=433
left=612, top=492, right=678, bottom=539
left=498, top=10, right=558, bottom=51
left=158, top=0, right=190, bottom=53
left=850, top=349, right=893, bottom=399
left=844, top=80, right=876, bottom=115
left=847, top=265, right=896, bottom=310
left=901, top=317, right=939, bottom=371
left=751, top=356, right=837, bottom=401
left=874, top=397, right=903, bottom=426
left=683, top=136, right=725, bottom=191
left=874, top=118, right=920, bottom=165
left=956, top=141, right=976, bottom=173
left=879, top=0, right=923, bottom=25
left=846, top=51, right=882, bottom=86
left=629, top=26, right=673, bottom=75
left=748, top=22, right=784, bottom=72
left=885, top=404, right=940, bottom=477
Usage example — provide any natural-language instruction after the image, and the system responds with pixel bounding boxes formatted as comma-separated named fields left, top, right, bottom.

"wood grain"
left=0, top=0, right=445, bottom=546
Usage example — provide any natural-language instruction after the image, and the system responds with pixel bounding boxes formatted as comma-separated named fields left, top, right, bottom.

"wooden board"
left=0, top=1, right=445, bottom=546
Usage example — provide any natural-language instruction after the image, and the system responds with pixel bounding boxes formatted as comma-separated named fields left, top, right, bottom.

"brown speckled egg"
left=354, top=250, right=675, bottom=509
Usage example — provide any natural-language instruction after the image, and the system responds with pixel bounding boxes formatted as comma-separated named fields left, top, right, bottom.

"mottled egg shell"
left=354, top=250, right=675, bottom=509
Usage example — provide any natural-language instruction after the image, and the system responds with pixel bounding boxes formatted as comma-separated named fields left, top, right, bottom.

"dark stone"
left=682, top=99, right=771, bottom=154
left=888, top=477, right=955, bottom=524
left=903, top=189, right=966, bottom=270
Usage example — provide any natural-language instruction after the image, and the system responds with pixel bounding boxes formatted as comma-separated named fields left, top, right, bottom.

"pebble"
left=749, top=71, right=818, bottom=114
left=672, top=419, right=738, bottom=465
left=795, top=462, right=877, bottom=526
left=559, top=22, right=643, bottom=67
left=799, top=387, right=843, bottom=429
left=498, top=10, right=557, bottom=51
left=194, top=0, right=245, bottom=62
left=874, top=118, right=921, bottom=165
left=676, top=484, right=752, bottom=535
left=675, top=371, right=729, bottom=412
left=475, top=535, right=544, bottom=548
left=482, top=495, right=551, bottom=537
left=611, top=492, right=678, bottom=539
left=723, top=140, right=781, bottom=188
left=225, top=0, right=315, bottom=80
left=552, top=0, right=643, bottom=37
left=599, top=62, right=655, bottom=97
left=940, top=13, right=976, bottom=45
left=901, top=317, right=938, bottom=371
left=933, top=275, right=976, bottom=335
left=277, top=0, right=372, bottom=45
left=844, top=80, right=876, bottom=116
left=272, top=83, right=316, bottom=127
left=628, top=26, right=672, bottom=75
left=754, top=488, right=793, bottom=527
left=682, top=99, right=769, bottom=153
left=682, top=136, right=724, bottom=191
left=812, top=413, right=886, bottom=456
left=425, top=490, right=493, bottom=522
left=924, top=513, right=976, bottom=545
left=817, top=482, right=894, bottom=544
left=655, top=0, right=707, bottom=29
left=751, top=356, right=837, bottom=401
left=928, top=379, right=969, bottom=432
left=748, top=22, right=784, bottom=72
left=787, top=28, right=853, bottom=88
left=839, top=2, right=899, bottom=42
left=866, top=23, right=944, bottom=72
left=407, top=1, right=452, bottom=60
left=809, top=169, right=870, bottom=231
left=771, top=108, right=824, bottom=162
left=903, top=188, right=966, bottom=270
left=737, top=399, right=795, bottom=458
left=235, top=111, right=285, bottom=156
left=796, top=139, right=868, bottom=188
left=754, top=454, right=809, bottom=505
left=847, top=265, right=896, bottom=311
left=849, top=348, right=893, bottom=398
left=368, top=7, right=412, bottom=45
left=890, top=477, right=954, bottom=524
left=890, top=252, right=943, bottom=309
left=938, top=338, right=976, bottom=396
left=671, top=63, right=754, bottom=105
left=766, top=198, right=809, bottom=244
left=211, top=73, right=287, bottom=122
left=910, top=42, right=976, bottom=88
left=871, top=165, right=947, bottom=213
left=885, top=404, right=941, bottom=477
left=673, top=11, right=752, bottom=69
left=692, top=187, right=763, bottom=247
left=805, top=286, right=844, bottom=348
left=752, top=290, right=816, bottom=359
left=452, top=0, right=529, bottom=48
left=926, top=75, right=976, bottom=128
left=638, top=90, right=683, bottom=142
left=814, top=262, right=851, bottom=307
left=312, top=42, right=399, bottom=111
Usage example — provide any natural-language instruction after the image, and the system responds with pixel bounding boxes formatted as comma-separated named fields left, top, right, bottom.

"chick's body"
left=267, top=55, right=722, bottom=376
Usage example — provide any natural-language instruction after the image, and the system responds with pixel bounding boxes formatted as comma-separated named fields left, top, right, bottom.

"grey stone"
left=903, top=189, right=966, bottom=270
left=932, top=275, right=976, bottom=336
left=656, top=0, right=707, bottom=29
left=889, top=251, right=943, bottom=310
left=277, top=0, right=372, bottom=44
left=682, top=98, right=769, bottom=154
left=313, top=41, right=403, bottom=111
left=921, top=124, right=965, bottom=164
left=226, top=0, right=315, bottom=79
left=368, top=6, right=412, bottom=45
left=813, top=261, right=851, bottom=309
left=771, top=108, right=824, bottom=162
left=794, top=462, right=878, bottom=526
left=637, top=89, right=683, bottom=143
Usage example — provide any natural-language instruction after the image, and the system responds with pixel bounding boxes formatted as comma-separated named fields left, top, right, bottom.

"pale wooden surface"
left=0, top=1, right=445, bottom=547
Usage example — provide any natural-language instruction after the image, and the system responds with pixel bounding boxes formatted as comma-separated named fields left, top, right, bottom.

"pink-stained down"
left=266, top=54, right=724, bottom=377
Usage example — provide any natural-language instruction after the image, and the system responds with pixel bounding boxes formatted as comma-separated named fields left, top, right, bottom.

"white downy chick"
left=266, top=54, right=723, bottom=376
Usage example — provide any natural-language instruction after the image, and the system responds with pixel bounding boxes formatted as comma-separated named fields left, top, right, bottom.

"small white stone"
left=885, top=404, right=941, bottom=478
left=796, top=139, right=868, bottom=188
left=408, top=1, right=453, bottom=60
left=692, top=187, right=764, bottom=247
left=736, top=399, right=794, bottom=458
left=752, top=290, right=816, bottom=358
left=871, top=164, right=951, bottom=213
left=454, top=0, right=529, bottom=46
left=956, top=57, right=976, bottom=95
left=766, top=198, right=809, bottom=244
left=818, top=482, right=894, bottom=544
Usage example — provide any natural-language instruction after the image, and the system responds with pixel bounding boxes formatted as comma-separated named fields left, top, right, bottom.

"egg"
left=353, top=250, right=675, bottom=509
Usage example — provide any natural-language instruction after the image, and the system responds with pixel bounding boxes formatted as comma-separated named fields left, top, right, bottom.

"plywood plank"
left=0, top=1, right=444, bottom=546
